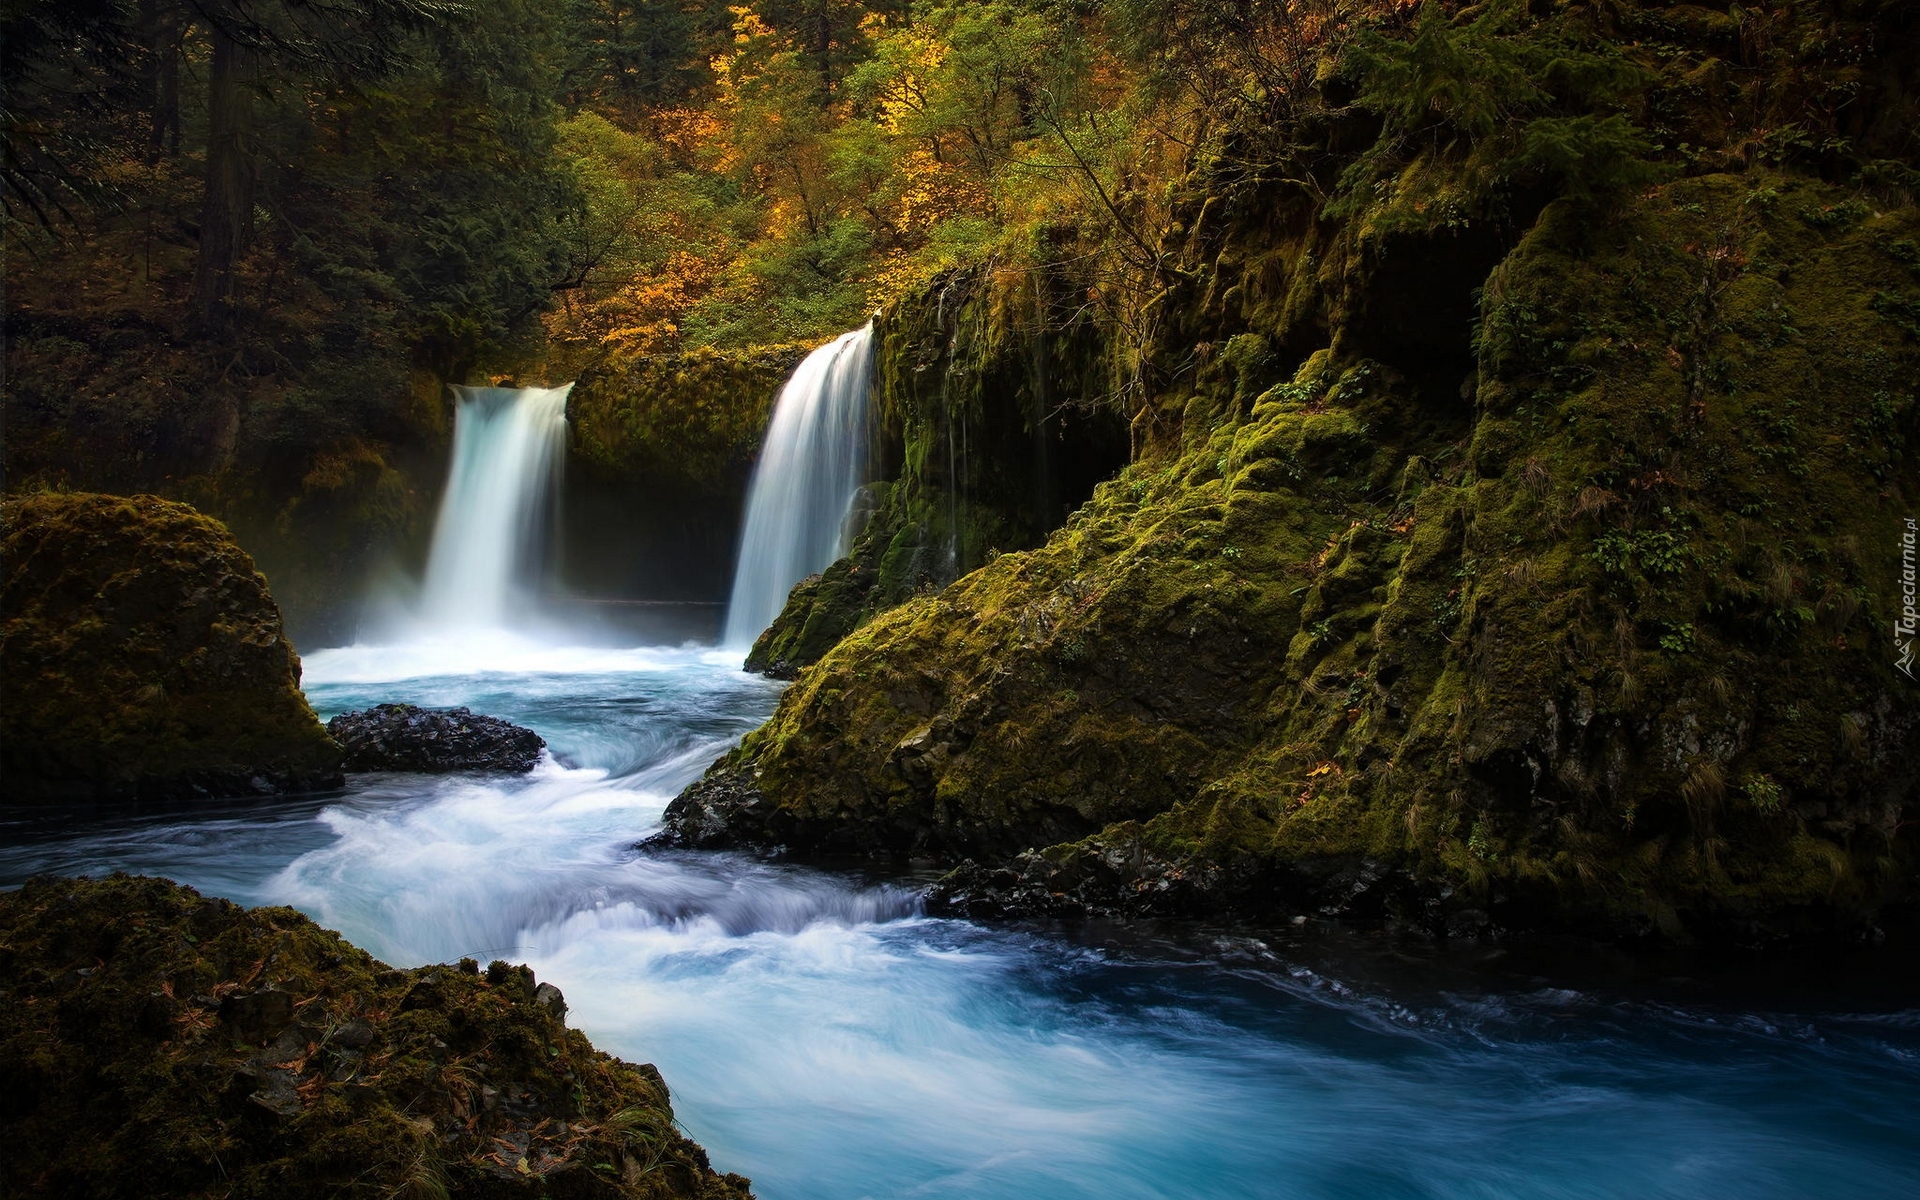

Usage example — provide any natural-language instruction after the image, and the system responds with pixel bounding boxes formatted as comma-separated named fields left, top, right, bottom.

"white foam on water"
left=302, top=634, right=743, bottom=685
left=16, top=646, right=1908, bottom=1200
left=247, top=731, right=1914, bottom=1200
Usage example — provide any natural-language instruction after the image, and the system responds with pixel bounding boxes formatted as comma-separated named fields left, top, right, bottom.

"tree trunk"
left=192, top=27, right=259, bottom=332
left=139, top=0, right=184, bottom=162
left=153, top=3, right=184, bottom=159
left=815, top=0, right=832, bottom=95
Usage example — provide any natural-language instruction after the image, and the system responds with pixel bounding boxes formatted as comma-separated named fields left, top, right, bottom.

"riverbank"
left=6, top=646, right=1919, bottom=1199
left=0, top=874, right=752, bottom=1199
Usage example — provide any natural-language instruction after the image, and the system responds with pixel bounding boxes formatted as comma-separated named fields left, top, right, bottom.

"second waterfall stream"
left=724, top=324, right=876, bottom=647
left=419, top=382, right=572, bottom=629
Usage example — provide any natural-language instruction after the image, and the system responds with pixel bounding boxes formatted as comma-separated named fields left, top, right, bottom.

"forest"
left=11, top=1, right=1911, bottom=632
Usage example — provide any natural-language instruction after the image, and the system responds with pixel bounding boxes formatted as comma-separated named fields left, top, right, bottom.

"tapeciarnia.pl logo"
left=1899, top=516, right=1917, bottom=679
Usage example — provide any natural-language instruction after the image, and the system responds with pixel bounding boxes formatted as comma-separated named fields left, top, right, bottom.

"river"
left=4, top=636, right=1917, bottom=1199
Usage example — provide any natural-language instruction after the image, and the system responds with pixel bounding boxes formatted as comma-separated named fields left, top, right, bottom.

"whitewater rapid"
left=3, top=642, right=1917, bottom=1199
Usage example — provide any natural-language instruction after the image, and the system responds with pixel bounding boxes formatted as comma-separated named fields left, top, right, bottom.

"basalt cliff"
left=666, top=3, right=1920, bottom=945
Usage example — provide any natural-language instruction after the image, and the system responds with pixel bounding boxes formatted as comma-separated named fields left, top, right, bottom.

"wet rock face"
left=652, top=768, right=791, bottom=851
left=0, top=875, right=753, bottom=1200
left=679, top=171, right=1920, bottom=946
left=0, top=492, right=343, bottom=802
left=327, top=704, right=545, bottom=774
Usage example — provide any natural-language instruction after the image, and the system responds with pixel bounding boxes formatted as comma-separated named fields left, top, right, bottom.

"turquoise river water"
left=4, top=636, right=1918, bottom=1199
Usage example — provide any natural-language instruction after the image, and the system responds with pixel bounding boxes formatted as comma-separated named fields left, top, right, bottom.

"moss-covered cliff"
left=667, top=2, right=1920, bottom=944
left=1, top=492, right=343, bottom=802
left=562, top=345, right=805, bottom=606
left=569, top=345, right=805, bottom=490
left=745, top=267, right=1130, bottom=674
left=0, top=875, right=751, bottom=1199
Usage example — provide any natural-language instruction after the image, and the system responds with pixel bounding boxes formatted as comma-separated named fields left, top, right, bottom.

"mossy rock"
left=0, top=492, right=343, bottom=802
left=741, top=261, right=1132, bottom=672
left=0, top=874, right=753, bottom=1199
left=667, top=171, right=1920, bottom=945
left=744, top=484, right=893, bottom=677
left=568, top=345, right=807, bottom=496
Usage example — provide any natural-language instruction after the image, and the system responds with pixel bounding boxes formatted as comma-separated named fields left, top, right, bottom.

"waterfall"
left=420, top=384, right=572, bottom=629
left=724, top=325, right=875, bottom=647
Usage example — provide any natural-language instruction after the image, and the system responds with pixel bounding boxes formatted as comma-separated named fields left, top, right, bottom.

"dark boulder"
left=0, top=874, right=752, bottom=1199
left=327, top=703, right=545, bottom=774
left=649, top=766, right=787, bottom=850
left=0, top=492, right=343, bottom=802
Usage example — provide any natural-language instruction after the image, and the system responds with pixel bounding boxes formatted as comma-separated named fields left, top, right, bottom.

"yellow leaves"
left=1295, top=760, right=1343, bottom=808
left=729, top=6, right=771, bottom=45
left=872, top=30, right=946, bottom=135
left=764, top=195, right=809, bottom=241
left=653, top=106, right=727, bottom=167
left=603, top=321, right=680, bottom=359
left=891, top=144, right=987, bottom=235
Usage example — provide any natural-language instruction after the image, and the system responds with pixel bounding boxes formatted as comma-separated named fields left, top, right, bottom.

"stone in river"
left=327, top=703, right=545, bottom=774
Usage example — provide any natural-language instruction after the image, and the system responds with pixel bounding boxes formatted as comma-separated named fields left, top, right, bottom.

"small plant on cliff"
left=1657, top=622, right=1697, bottom=654
left=1742, top=774, right=1786, bottom=816
left=1467, top=817, right=1498, bottom=863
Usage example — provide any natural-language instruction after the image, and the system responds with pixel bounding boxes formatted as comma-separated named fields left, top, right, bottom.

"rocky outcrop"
left=328, top=704, right=546, bottom=774
left=0, top=874, right=752, bottom=1199
left=740, top=265, right=1133, bottom=677
left=667, top=163, right=1920, bottom=944
left=0, top=492, right=343, bottom=802
left=656, top=770, right=785, bottom=850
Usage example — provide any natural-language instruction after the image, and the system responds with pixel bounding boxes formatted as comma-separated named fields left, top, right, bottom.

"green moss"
left=0, top=875, right=752, bottom=1199
left=678, top=167, right=1919, bottom=941
left=746, top=268, right=1131, bottom=674
left=568, top=345, right=808, bottom=496
left=1, top=492, right=343, bottom=801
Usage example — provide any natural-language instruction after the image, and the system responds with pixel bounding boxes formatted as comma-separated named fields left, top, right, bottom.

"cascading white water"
left=27, top=647, right=1917, bottom=1200
left=420, top=384, right=572, bottom=628
left=723, top=325, right=875, bottom=647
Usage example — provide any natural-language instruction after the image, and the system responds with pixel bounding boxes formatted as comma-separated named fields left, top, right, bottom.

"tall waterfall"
left=420, top=384, right=572, bottom=628
left=724, top=325, right=875, bottom=647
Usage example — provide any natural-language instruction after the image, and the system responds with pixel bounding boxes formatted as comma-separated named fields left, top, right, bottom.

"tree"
left=1, top=0, right=150, bottom=225
left=557, top=0, right=733, bottom=116
left=183, top=0, right=457, bottom=332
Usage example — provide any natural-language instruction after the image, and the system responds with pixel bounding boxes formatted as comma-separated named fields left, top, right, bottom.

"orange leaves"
left=652, top=106, right=729, bottom=169
left=548, top=248, right=724, bottom=356
left=171, top=1006, right=217, bottom=1041
left=1293, top=761, right=1345, bottom=808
